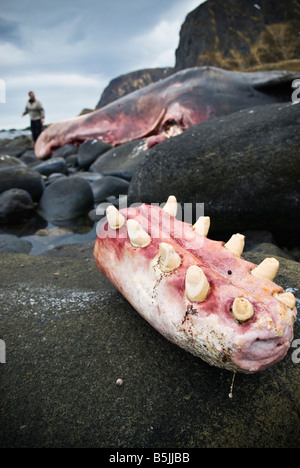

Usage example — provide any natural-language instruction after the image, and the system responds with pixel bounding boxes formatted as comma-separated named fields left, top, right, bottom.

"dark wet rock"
left=0, top=155, right=26, bottom=170
left=0, top=189, right=35, bottom=223
left=45, top=173, right=67, bottom=186
left=51, top=143, right=78, bottom=159
left=77, top=139, right=112, bottom=169
left=37, top=176, right=94, bottom=222
left=128, top=102, right=300, bottom=245
left=0, top=234, right=32, bottom=254
left=246, top=241, right=295, bottom=260
left=175, top=0, right=300, bottom=72
left=0, top=251, right=298, bottom=448
left=65, top=154, right=78, bottom=168
left=0, top=167, right=44, bottom=202
left=91, top=176, right=129, bottom=203
left=0, top=135, right=33, bottom=157
left=70, top=171, right=103, bottom=184
left=34, top=157, right=68, bottom=176
left=19, top=149, right=39, bottom=166
left=90, top=139, right=147, bottom=180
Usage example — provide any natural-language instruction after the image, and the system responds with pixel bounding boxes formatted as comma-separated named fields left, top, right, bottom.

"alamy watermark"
left=95, top=196, right=205, bottom=241
left=0, top=339, right=6, bottom=363
left=291, top=339, right=300, bottom=364
left=292, top=79, right=300, bottom=104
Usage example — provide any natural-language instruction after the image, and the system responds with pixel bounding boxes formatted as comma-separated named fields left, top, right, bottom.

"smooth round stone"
left=0, top=167, right=45, bottom=202
left=0, top=188, right=35, bottom=222
left=77, top=139, right=112, bottom=169
left=34, top=157, right=68, bottom=176
left=90, top=139, right=147, bottom=180
left=91, top=176, right=129, bottom=203
left=51, top=143, right=78, bottom=159
left=38, top=176, right=94, bottom=222
left=0, top=154, right=26, bottom=170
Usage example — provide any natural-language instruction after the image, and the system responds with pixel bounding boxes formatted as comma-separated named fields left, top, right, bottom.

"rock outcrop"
left=96, top=67, right=173, bottom=108
left=175, top=0, right=300, bottom=71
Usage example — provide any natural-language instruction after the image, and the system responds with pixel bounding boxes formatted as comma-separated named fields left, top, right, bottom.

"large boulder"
left=128, top=102, right=300, bottom=244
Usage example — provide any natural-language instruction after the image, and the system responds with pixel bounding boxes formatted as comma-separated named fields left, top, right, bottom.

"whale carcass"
left=35, top=66, right=298, bottom=159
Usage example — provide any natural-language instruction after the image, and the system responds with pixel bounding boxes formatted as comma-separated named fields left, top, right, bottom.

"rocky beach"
left=1, top=0, right=300, bottom=449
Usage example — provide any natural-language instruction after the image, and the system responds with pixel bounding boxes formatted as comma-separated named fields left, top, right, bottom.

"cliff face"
left=175, top=0, right=300, bottom=71
left=96, top=68, right=173, bottom=108
left=96, top=0, right=300, bottom=109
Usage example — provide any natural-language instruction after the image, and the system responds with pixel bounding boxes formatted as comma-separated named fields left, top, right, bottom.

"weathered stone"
left=96, top=67, right=174, bottom=108
left=128, top=102, right=300, bottom=244
left=38, top=176, right=94, bottom=222
left=0, top=135, right=33, bottom=157
left=0, top=189, right=35, bottom=223
left=90, top=139, right=147, bottom=180
left=34, top=157, right=68, bottom=176
left=51, top=143, right=78, bottom=159
left=91, top=176, right=129, bottom=203
left=77, top=139, right=112, bottom=169
left=175, top=0, right=300, bottom=72
left=0, top=167, right=44, bottom=202
left=0, top=155, right=26, bottom=170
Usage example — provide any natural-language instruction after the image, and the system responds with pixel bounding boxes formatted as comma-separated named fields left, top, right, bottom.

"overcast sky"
left=0, top=0, right=205, bottom=130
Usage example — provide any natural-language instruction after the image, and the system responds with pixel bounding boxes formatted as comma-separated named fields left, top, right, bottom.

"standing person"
left=22, top=91, right=45, bottom=142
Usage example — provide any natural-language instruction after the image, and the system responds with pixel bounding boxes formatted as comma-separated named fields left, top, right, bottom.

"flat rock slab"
left=0, top=251, right=299, bottom=448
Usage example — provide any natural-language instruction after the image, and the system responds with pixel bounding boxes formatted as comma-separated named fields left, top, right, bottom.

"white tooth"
left=232, top=297, right=254, bottom=322
left=163, top=195, right=178, bottom=217
left=224, top=233, right=245, bottom=256
left=274, top=292, right=296, bottom=309
left=193, top=216, right=210, bottom=237
left=185, top=265, right=210, bottom=302
left=127, top=219, right=151, bottom=248
left=251, top=257, right=279, bottom=281
left=158, top=243, right=181, bottom=273
left=106, top=205, right=126, bottom=229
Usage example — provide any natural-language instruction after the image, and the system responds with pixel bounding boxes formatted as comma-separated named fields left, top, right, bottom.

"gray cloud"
left=0, top=17, right=22, bottom=46
left=0, top=0, right=204, bottom=129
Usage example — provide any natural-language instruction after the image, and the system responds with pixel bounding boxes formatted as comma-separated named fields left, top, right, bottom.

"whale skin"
left=94, top=201, right=297, bottom=373
left=35, top=66, right=298, bottom=159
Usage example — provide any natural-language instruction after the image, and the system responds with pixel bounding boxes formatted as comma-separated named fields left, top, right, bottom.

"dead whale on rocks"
left=34, top=67, right=298, bottom=159
left=128, top=102, right=300, bottom=245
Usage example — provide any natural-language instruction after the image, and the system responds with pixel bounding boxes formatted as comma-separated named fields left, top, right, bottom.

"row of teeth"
left=105, top=197, right=296, bottom=322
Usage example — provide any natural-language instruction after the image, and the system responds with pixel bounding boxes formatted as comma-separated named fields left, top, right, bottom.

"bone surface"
left=127, top=219, right=151, bottom=248
left=251, top=257, right=279, bottom=280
